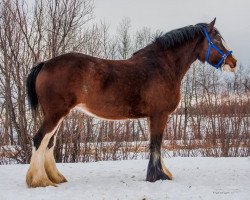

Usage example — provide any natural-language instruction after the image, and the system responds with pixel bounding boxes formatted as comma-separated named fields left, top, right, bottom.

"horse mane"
left=154, top=23, right=208, bottom=50
left=132, top=23, right=208, bottom=56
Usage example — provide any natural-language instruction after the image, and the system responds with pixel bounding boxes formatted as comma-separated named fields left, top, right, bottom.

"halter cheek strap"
left=203, top=28, right=232, bottom=69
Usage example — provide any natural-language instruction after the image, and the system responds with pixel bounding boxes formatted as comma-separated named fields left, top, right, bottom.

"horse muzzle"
left=223, top=54, right=237, bottom=72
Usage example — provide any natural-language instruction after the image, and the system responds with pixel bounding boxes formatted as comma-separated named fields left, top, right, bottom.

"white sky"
left=93, top=0, right=250, bottom=67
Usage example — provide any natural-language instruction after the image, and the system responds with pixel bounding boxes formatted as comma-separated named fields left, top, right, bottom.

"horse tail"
left=26, top=62, right=44, bottom=111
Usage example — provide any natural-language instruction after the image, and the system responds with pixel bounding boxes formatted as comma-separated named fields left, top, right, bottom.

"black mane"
left=154, top=23, right=208, bottom=50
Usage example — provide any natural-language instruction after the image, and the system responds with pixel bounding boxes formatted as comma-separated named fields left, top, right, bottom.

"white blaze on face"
left=221, top=39, right=237, bottom=72
left=221, top=38, right=236, bottom=60
left=221, top=38, right=231, bottom=51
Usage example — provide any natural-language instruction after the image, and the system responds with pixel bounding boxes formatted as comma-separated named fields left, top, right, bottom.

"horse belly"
left=75, top=103, right=129, bottom=121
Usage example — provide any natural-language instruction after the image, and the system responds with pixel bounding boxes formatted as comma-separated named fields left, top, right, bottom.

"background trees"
left=0, top=0, right=249, bottom=164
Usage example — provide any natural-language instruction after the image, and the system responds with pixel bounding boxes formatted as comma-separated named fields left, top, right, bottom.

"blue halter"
left=203, top=27, right=232, bottom=69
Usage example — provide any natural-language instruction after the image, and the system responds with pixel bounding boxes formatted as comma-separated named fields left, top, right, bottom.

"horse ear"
left=207, top=18, right=216, bottom=33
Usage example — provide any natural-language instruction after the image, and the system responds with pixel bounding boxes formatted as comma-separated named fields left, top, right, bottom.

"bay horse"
left=26, top=18, right=237, bottom=187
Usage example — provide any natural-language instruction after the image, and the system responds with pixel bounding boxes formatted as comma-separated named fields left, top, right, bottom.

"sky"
left=93, top=0, right=250, bottom=67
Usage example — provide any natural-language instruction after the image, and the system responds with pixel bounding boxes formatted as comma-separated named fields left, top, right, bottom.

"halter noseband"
left=203, top=27, right=232, bottom=69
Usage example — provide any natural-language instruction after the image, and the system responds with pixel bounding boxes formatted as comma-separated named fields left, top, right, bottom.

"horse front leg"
left=146, top=114, right=173, bottom=182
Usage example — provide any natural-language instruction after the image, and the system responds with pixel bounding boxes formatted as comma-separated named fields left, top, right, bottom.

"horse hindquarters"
left=26, top=63, right=73, bottom=187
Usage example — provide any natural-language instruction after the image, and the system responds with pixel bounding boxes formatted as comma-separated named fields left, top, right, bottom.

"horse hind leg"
left=26, top=117, right=63, bottom=188
left=44, top=132, right=67, bottom=184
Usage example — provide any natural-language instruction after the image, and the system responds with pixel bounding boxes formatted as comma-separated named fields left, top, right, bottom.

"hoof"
left=146, top=158, right=173, bottom=182
left=26, top=172, right=57, bottom=188
left=146, top=169, right=173, bottom=182
left=47, top=172, right=67, bottom=184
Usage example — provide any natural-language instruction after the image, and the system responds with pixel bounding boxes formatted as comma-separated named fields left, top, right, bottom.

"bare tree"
left=117, top=18, right=132, bottom=59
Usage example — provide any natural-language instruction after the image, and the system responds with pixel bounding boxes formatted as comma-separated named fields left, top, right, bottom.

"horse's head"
left=199, top=18, right=237, bottom=72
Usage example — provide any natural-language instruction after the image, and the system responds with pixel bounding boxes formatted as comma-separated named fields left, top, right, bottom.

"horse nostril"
left=234, top=60, right=237, bottom=67
left=231, top=59, right=237, bottom=68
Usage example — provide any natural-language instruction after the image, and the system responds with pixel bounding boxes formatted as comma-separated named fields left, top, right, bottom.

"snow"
left=0, top=157, right=249, bottom=200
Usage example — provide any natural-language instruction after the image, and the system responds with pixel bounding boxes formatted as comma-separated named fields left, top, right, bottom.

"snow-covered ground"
left=0, top=158, right=249, bottom=200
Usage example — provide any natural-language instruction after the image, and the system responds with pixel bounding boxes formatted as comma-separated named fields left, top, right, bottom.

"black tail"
left=26, top=62, right=44, bottom=111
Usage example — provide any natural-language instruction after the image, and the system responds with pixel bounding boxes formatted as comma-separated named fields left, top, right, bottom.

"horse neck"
left=159, top=37, right=201, bottom=82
